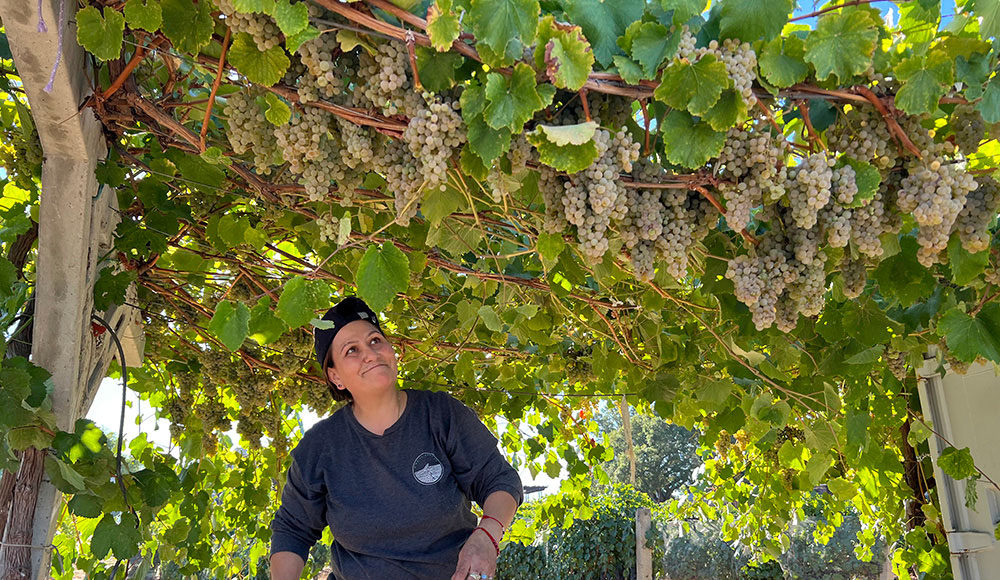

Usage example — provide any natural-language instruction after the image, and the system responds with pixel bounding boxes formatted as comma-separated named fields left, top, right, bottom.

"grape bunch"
left=275, top=107, right=352, bottom=201
left=675, top=30, right=757, bottom=106
left=402, top=94, right=466, bottom=193
left=715, top=126, right=786, bottom=231
left=827, top=106, right=897, bottom=169
left=955, top=176, right=1000, bottom=253
left=296, top=33, right=346, bottom=102
left=839, top=254, right=868, bottom=299
left=784, top=153, right=834, bottom=229
left=0, top=109, right=42, bottom=190
left=355, top=41, right=422, bottom=117
left=898, top=155, right=978, bottom=266
left=951, top=103, right=986, bottom=155
left=217, top=0, right=283, bottom=51
left=316, top=211, right=340, bottom=243
left=373, top=138, right=422, bottom=225
left=224, top=91, right=279, bottom=175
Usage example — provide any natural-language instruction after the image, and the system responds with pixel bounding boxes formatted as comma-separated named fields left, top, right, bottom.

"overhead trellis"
left=2, top=0, right=1000, bottom=577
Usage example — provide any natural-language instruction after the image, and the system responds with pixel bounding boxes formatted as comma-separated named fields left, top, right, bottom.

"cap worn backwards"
left=314, top=296, right=382, bottom=365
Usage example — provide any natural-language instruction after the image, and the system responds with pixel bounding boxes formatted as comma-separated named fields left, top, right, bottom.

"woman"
left=269, top=296, right=522, bottom=580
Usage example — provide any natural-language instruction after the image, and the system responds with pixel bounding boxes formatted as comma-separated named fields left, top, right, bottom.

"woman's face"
left=325, top=320, right=398, bottom=396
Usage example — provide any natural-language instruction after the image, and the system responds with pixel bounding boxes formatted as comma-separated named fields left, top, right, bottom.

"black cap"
left=314, top=296, right=382, bottom=365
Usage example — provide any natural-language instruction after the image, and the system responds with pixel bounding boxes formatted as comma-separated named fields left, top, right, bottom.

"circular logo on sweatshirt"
left=412, top=452, right=443, bottom=485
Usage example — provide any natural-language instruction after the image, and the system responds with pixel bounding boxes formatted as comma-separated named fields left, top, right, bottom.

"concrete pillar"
left=636, top=507, right=653, bottom=580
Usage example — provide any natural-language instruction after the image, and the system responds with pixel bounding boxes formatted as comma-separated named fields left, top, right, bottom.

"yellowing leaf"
left=536, top=122, right=598, bottom=146
left=427, top=0, right=461, bottom=52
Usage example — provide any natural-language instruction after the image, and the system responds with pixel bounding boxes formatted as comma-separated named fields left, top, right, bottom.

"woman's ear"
left=326, top=365, right=345, bottom=389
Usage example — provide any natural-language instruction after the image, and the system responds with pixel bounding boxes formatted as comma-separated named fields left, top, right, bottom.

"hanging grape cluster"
left=715, top=125, right=786, bottom=231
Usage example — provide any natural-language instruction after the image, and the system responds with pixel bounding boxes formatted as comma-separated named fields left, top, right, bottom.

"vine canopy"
left=2, top=0, right=1000, bottom=577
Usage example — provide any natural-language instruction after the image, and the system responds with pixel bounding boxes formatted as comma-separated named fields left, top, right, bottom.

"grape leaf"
left=947, top=236, right=988, bottom=286
left=660, top=0, right=708, bottom=25
left=827, top=477, right=857, bottom=501
left=416, top=46, right=463, bottom=93
left=660, top=110, right=727, bottom=169
left=563, top=0, right=644, bottom=67
left=93, top=267, right=137, bottom=312
left=838, top=157, right=880, bottom=208
left=228, top=33, right=290, bottom=87
left=357, top=243, right=410, bottom=312
left=937, top=446, right=977, bottom=481
left=894, top=51, right=953, bottom=115
left=422, top=185, right=466, bottom=226
left=938, top=303, right=1000, bottom=363
left=899, top=0, right=940, bottom=45
left=872, top=237, right=936, bottom=306
left=91, top=512, right=141, bottom=560
left=469, top=0, right=539, bottom=65
left=160, top=0, right=214, bottom=53
left=75, top=6, right=125, bottom=61
left=248, top=299, right=287, bottom=345
left=626, top=22, right=679, bottom=79
left=427, top=0, right=461, bottom=52
left=478, top=305, right=504, bottom=331
left=536, top=122, right=598, bottom=146
left=209, top=300, right=251, bottom=351
left=978, top=77, right=1000, bottom=124
left=543, top=25, right=595, bottom=91
left=974, top=0, right=1000, bottom=39
left=273, top=0, right=309, bottom=37
left=655, top=53, right=730, bottom=116
left=264, top=93, right=291, bottom=126
left=285, top=26, right=319, bottom=54
left=67, top=494, right=104, bottom=518
left=123, top=0, right=163, bottom=32
left=804, top=9, right=878, bottom=82
left=276, top=276, right=331, bottom=328
left=467, top=118, right=512, bottom=164
left=758, top=35, right=808, bottom=88
left=527, top=128, right=599, bottom=173
left=719, top=0, right=794, bottom=42
left=483, top=64, right=553, bottom=133
left=701, top=89, right=747, bottom=131
left=612, top=55, right=645, bottom=85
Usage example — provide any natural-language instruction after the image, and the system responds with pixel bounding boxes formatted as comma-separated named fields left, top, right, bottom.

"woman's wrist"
left=477, top=514, right=505, bottom=542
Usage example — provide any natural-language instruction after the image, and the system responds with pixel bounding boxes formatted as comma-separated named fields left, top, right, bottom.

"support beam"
left=0, top=1, right=144, bottom=577
left=918, top=352, right=1000, bottom=580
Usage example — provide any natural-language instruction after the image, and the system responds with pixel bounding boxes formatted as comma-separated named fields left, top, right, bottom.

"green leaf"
left=484, top=64, right=552, bottom=133
left=719, top=0, right=794, bottom=42
left=778, top=440, right=807, bottom=470
left=758, top=35, right=808, bottom=88
left=655, top=54, right=730, bottom=116
left=356, top=243, right=410, bottom=312
left=93, top=268, right=137, bottom=312
left=286, top=26, right=320, bottom=53
left=701, top=89, right=747, bottom=131
left=75, top=6, right=125, bottom=61
left=627, top=22, right=678, bottom=79
left=273, top=0, right=309, bottom=37
left=907, top=419, right=933, bottom=447
left=839, top=158, right=881, bottom=208
left=276, top=276, right=331, bottom=329
left=123, top=0, right=163, bottom=32
left=872, top=237, right=936, bottom=306
left=467, top=120, right=512, bottom=165
left=427, top=0, right=461, bottom=51
left=478, top=305, right=504, bottom=331
left=537, top=232, right=565, bottom=269
left=91, top=512, right=141, bottom=560
left=264, top=93, right=291, bottom=126
left=899, top=1, right=940, bottom=45
left=536, top=122, right=598, bottom=146
left=209, top=301, right=251, bottom=351
left=804, top=9, right=878, bottom=82
left=67, top=494, right=104, bottom=518
left=563, top=0, right=645, bottom=67
left=894, top=52, right=953, bottom=115
left=660, top=110, right=727, bottom=169
left=612, top=55, right=645, bottom=85
left=938, top=303, right=1000, bottom=363
left=422, top=185, right=466, bottom=226
left=469, top=0, right=539, bottom=65
left=160, top=0, right=214, bottom=53
left=660, top=0, right=708, bottom=25
left=978, top=77, right=1000, bottom=124
left=527, top=128, right=599, bottom=173
left=938, top=446, right=977, bottom=480
left=827, top=477, right=857, bottom=501
left=974, top=0, right=1000, bottom=38
left=416, top=46, right=463, bottom=93
left=228, top=33, right=290, bottom=87
left=947, top=235, right=988, bottom=285
left=47, top=457, right=86, bottom=491
left=248, top=299, right=287, bottom=345
left=806, top=452, right=832, bottom=485
left=845, top=344, right=884, bottom=365
left=543, top=26, right=595, bottom=91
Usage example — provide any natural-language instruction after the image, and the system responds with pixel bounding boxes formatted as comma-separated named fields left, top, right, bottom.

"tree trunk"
left=0, top=447, right=46, bottom=579
left=0, top=466, right=18, bottom=544
left=900, top=417, right=927, bottom=530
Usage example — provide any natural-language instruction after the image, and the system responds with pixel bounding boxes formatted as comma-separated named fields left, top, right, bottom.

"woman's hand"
left=450, top=528, right=498, bottom=580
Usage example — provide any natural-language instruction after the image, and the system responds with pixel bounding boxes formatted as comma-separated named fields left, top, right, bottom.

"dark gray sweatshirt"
left=270, top=389, right=523, bottom=579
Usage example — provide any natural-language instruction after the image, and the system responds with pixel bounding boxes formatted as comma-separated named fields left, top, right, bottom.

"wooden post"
left=636, top=507, right=652, bottom=580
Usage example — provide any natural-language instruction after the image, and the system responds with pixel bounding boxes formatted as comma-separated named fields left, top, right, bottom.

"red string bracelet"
left=474, top=526, right=500, bottom=556
left=480, top=515, right=506, bottom=534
